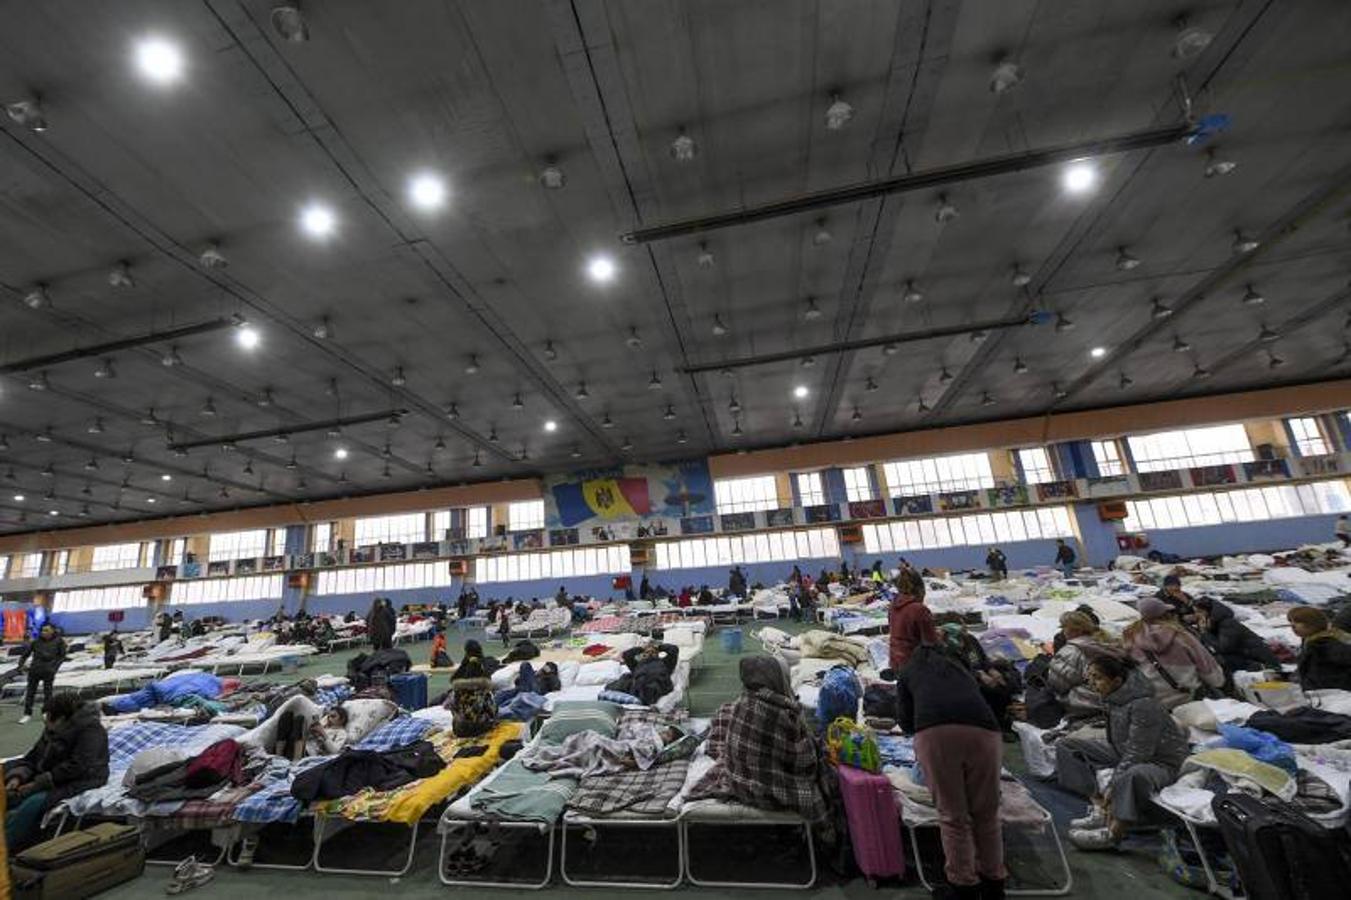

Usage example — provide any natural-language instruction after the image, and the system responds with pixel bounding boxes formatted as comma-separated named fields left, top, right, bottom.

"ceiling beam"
left=168, top=408, right=407, bottom=452
left=0, top=315, right=243, bottom=374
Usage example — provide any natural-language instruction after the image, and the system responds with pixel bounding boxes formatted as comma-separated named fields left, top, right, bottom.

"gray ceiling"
left=1, top=0, right=1349, bottom=535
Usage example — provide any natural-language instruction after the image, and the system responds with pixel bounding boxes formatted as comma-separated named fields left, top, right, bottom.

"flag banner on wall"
left=636, top=519, right=673, bottom=538
left=513, top=530, right=545, bottom=550
left=1298, top=455, right=1341, bottom=477
left=847, top=500, right=887, bottom=519
left=804, top=504, right=841, bottom=523
left=262, top=555, right=286, bottom=571
left=378, top=543, right=407, bottom=562
left=766, top=508, right=796, bottom=527
left=1190, top=464, right=1237, bottom=487
left=207, top=560, right=231, bottom=576
left=1085, top=475, right=1132, bottom=498
left=156, top=565, right=178, bottom=581
left=894, top=495, right=933, bottom=516
left=720, top=512, right=757, bottom=532
left=590, top=522, right=636, bottom=542
left=545, top=460, right=714, bottom=528
left=985, top=485, right=1029, bottom=508
left=1034, top=480, right=1078, bottom=501
left=1243, top=459, right=1291, bottom=482
left=680, top=515, right=715, bottom=535
left=1138, top=470, right=1184, bottom=492
left=549, top=528, right=580, bottom=546
left=938, top=491, right=981, bottom=511
left=410, top=542, right=441, bottom=560
left=235, top=558, right=258, bottom=575
left=351, top=545, right=377, bottom=563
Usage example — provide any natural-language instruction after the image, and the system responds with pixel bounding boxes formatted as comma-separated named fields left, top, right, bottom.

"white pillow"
left=344, top=698, right=398, bottom=741
left=556, top=660, right=581, bottom=688
left=574, top=660, right=622, bottom=686
left=490, top=662, right=521, bottom=688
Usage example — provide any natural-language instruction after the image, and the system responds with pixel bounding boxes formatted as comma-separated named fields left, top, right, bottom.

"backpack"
left=817, top=666, right=862, bottom=732
left=1022, top=654, right=1067, bottom=728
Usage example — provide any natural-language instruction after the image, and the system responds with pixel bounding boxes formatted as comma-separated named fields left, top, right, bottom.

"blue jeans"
left=1058, top=563, right=1074, bottom=578
left=6, top=789, right=49, bottom=851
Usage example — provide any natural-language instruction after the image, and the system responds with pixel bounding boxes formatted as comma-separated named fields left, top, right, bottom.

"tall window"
left=1091, top=440, right=1126, bottom=477
left=52, top=585, right=141, bottom=613
left=714, top=475, right=779, bottom=514
left=53, top=550, right=70, bottom=575
left=15, top=553, right=43, bottom=578
left=1127, top=424, right=1253, bottom=472
left=354, top=513, right=426, bottom=546
left=794, top=472, right=826, bottom=507
left=166, top=538, right=187, bottom=565
left=653, top=528, right=840, bottom=570
left=175, top=574, right=284, bottom=605
left=1287, top=417, right=1330, bottom=456
left=863, top=507, right=1075, bottom=553
left=883, top=452, right=995, bottom=496
left=314, top=562, right=451, bottom=595
left=1016, top=448, right=1056, bottom=484
left=267, top=528, right=287, bottom=557
left=208, top=529, right=269, bottom=562
left=842, top=466, right=876, bottom=502
left=508, top=500, right=545, bottom=532
left=91, top=542, right=145, bottom=572
left=467, top=507, right=489, bottom=539
left=1124, top=480, right=1351, bottom=530
left=476, top=545, right=630, bottom=584
left=312, top=522, right=333, bottom=552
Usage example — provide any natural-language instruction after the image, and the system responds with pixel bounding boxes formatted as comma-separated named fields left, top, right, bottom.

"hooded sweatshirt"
left=888, top=595, right=938, bottom=670
left=1126, top=622, right=1224, bottom=708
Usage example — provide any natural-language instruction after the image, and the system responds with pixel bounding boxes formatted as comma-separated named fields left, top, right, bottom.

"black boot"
left=980, top=877, right=1007, bottom=900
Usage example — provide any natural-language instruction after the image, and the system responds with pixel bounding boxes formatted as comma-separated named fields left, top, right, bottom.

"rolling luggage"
left=390, top=672, right=428, bottom=710
left=836, top=762, right=905, bottom=883
left=1213, top=793, right=1351, bottom=900
left=11, top=822, right=145, bottom=900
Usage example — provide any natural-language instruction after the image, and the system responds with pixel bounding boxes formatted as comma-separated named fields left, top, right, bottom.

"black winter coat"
left=1297, top=631, right=1351, bottom=692
left=290, top=740, right=445, bottom=801
left=4, top=702, right=109, bottom=812
left=19, top=634, right=67, bottom=676
left=1199, top=601, right=1279, bottom=671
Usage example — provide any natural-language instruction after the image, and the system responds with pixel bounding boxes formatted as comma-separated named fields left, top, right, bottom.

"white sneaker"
left=1070, top=806, right=1106, bottom=829
left=18, top=714, right=30, bottom=724
left=1068, top=826, right=1118, bottom=851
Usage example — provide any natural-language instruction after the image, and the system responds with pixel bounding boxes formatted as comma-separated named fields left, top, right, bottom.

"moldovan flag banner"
left=552, top=477, right=652, bottom=526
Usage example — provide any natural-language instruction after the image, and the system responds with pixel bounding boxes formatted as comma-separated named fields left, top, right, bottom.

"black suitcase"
left=1213, top=793, right=1351, bottom=900
left=11, top=822, right=146, bottom=899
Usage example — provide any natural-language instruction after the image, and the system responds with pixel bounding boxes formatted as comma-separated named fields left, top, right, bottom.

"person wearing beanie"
left=1192, top=596, right=1279, bottom=674
left=1122, top=597, right=1224, bottom=709
left=1288, top=607, right=1351, bottom=691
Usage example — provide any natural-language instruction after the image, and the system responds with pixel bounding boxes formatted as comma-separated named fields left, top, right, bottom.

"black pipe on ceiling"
left=0, top=315, right=245, bottom=374
left=681, top=313, right=1042, bottom=374
left=168, top=408, right=407, bottom=452
left=622, top=123, right=1195, bottom=244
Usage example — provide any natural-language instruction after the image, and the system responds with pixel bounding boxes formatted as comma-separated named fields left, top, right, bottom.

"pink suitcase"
left=836, top=762, right=905, bottom=883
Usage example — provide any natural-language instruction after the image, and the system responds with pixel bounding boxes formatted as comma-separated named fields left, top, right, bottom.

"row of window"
left=476, top=546, right=631, bottom=584
left=315, top=562, right=451, bottom=596
left=1123, top=481, right=1351, bottom=531
left=173, top=575, right=286, bottom=606
left=652, top=528, right=842, bottom=571
left=862, top=507, right=1076, bottom=555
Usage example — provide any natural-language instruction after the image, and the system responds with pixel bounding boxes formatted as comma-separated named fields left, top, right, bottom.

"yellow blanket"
left=312, top=721, right=524, bottom=824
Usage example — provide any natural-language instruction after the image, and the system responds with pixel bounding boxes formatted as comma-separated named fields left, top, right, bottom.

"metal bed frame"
left=903, top=812, right=1073, bottom=896
left=310, top=814, right=423, bottom=877
left=679, top=803, right=817, bottom=890
left=558, top=810, right=684, bottom=890
left=437, top=818, right=557, bottom=890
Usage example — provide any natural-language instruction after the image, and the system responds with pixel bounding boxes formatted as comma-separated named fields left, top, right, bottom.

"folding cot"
left=678, top=798, right=817, bottom=889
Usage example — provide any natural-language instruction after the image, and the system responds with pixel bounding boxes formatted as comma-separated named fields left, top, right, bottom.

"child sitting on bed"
left=305, top=705, right=351, bottom=756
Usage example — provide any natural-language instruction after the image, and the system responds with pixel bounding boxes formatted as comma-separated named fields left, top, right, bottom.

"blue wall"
left=52, top=597, right=285, bottom=637
left=853, top=538, right=1070, bottom=575
left=1117, top=513, right=1343, bottom=561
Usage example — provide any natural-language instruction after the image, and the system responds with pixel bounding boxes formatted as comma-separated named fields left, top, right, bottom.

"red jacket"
left=888, top=595, right=938, bottom=670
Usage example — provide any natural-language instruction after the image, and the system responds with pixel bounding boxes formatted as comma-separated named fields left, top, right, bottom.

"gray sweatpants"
left=1055, top=736, right=1177, bottom=826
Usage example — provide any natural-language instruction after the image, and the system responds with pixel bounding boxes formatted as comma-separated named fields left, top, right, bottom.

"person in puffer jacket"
left=1122, top=598, right=1223, bottom=709
left=4, top=694, right=109, bottom=851
left=1057, top=655, right=1188, bottom=851
left=1046, top=611, right=1121, bottom=721
left=1193, top=596, right=1279, bottom=674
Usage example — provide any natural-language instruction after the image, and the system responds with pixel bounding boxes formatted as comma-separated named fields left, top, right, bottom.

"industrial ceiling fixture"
left=445, top=402, right=459, bottom=419
left=676, top=430, right=689, bottom=445
left=570, top=445, right=582, bottom=459
left=969, top=330, right=988, bottom=344
left=1192, top=363, right=1212, bottom=380
left=381, top=463, right=392, bottom=479
left=464, top=354, right=480, bottom=375
left=1232, top=230, right=1260, bottom=254
left=35, top=428, right=53, bottom=443
left=257, top=389, right=274, bottom=408
left=407, top=172, right=447, bottom=210
left=601, top=413, right=614, bottom=429
left=934, top=194, right=959, bottom=223
left=1241, top=284, right=1264, bottom=305
left=87, top=418, right=104, bottom=434
left=270, top=2, right=310, bottom=41
left=939, top=367, right=953, bottom=384
left=801, top=355, right=816, bottom=368
left=161, top=346, right=182, bottom=367
left=538, top=157, right=566, bottom=190
left=543, top=419, right=558, bottom=433
left=40, top=463, right=53, bottom=477
left=386, top=410, right=402, bottom=427
left=981, top=392, right=996, bottom=406
left=1114, top=246, right=1141, bottom=271
left=824, top=93, right=854, bottom=130
left=1062, top=160, right=1097, bottom=194
left=5, top=97, right=47, bottom=131
left=851, top=406, right=862, bottom=423
left=488, top=426, right=499, bottom=443
left=108, top=261, right=135, bottom=288
left=93, top=358, right=116, bottom=379
left=236, top=324, right=260, bottom=350
left=134, top=35, right=185, bottom=85
left=811, top=218, right=832, bottom=246
left=1119, top=371, right=1134, bottom=389
left=882, top=342, right=898, bottom=356
left=626, top=328, right=644, bottom=349
left=792, top=410, right=804, bottom=429
left=731, top=419, right=743, bottom=437
left=1013, top=357, right=1028, bottom=375
left=543, top=340, right=558, bottom=361
left=200, top=397, right=217, bottom=416
left=1051, top=382, right=1068, bottom=400
left=434, top=436, right=447, bottom=451
left=620, top=437, right=633, bottom=452
left=901, top=281, right=923, bottom=303
left=23, top=284, right=49, bottom=309
left=1150, top=297, right=1174, bottom=319
left=1204, top=147, right=1237, bottom=178
left=300, top=202, right=337, bottom=238
left=391, top=366, right=406, bottom=387
left=84, top=457, right=98, bottom=470
left=199, top=242, right=228, bottom=268
left=1171, top=15, right=1214, bottom=60
left=28, top=372, right=48, bottom=391
left=647, top=370, right=662, bottom=390
left=1267, top=349, right=1286, bottom=369
left=989, top=59, right=1023, bottom=94
left=803, top=297, right=822, bottom=320
left=1258, top=325, right=1280, bottom=343
left=512, top=392, right=524, bottom=410
left=669, top=128, right=697, bottom=162
left=712, top=315, right=728, bottom=336
left=140, top=408, right=159, bottom=426
left=1172, top=335, right=1192, bottom=353
left=696, top=242, right=715, bottom=268
left=285, top=453, right=298, bottom=470
left=1010, top=265, right=1031, bottom=287
left=1054, top=313, right=1075, bottom=333
left=728, top=395, right=741, bottom=415
left=313, top=317, right=332, bottom=340
left=865, top=377, right=878, bottom=392
left=380, top=442, right=392, bottom=459
left=917, top=397, right=931, bottom=412
left=243, top=459, right=255, bottom=476
left=587, top=254, right=617, bottom=283
left=333, top=446, right=349, bottom=460
left=662, top=404, right=676, bottom=421
left=1090, top=346, right=1107, bottom=359
left=472, top=450, right=483, bottom=467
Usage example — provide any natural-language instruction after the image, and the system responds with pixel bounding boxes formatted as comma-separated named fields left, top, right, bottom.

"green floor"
left=1, top=622, right=1200, bottom=898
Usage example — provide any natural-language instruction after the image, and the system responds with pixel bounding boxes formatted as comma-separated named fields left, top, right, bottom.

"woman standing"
left=896, top=643, right=1005, bottom=899
left=888, top=567, right=938, bottom=672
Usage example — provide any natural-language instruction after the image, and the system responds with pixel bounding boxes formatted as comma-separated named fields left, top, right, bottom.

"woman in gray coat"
left=1056, top=654, right=1188, bottom=851
left=1046, top=611, right=1119, bottom=721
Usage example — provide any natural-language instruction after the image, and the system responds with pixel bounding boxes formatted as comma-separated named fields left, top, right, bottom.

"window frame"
left=841, top=466, right=876, bottom=502
left=507, top=500, right=545, bottom=532
left=1015, top=448, right=1057, bottom=485
left=1286, top=417, right=1330, bottom=457
left=714, top=475, right=779, bottom=514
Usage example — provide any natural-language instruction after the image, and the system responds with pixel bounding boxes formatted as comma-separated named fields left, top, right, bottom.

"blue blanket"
left=106, top=672, right=223, bottom=713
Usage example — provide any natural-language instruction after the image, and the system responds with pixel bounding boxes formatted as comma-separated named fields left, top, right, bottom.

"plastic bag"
left=1216, top=723, right=1297, bottom=774
left=826, top=717, right=881, bottom=773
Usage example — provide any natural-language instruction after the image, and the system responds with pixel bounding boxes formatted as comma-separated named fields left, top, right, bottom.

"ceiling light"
left=1119, top=372, right=1134, bottom=389
left=939, top=367, right=953, bottom=384
left=270, top=2, right=309, bottom=41
left=696, top=242, right=715, bottom=268
left=1193, top=364, right=1211, bottom=380
left=969, top=330, right=988, bottom=344
left=26, top=371, right=48, bottom=391
left=0, top=434, right=7, bottom=451
left=108, top=260, right=135, bottom=288
left=333, top=447, right=349, bottom=460
left=40, top=463, right=53, bottom=477
left=200, top=397, right=216, bottom=416
left=219, top=486, right=231, bottom=498
left=488, top=426, right=499, bottom=443
left=1114, top=246, right=1141, bottom=271
left=865, top=377, right=878, bottom=392
left=882, top=342, right=898, bottom=356
left=981, top=392, right=997, bottom=407
left=5, top=98, right=47, bottom=132
left=902, top=280, right=923, bottom=303
left=335, top=473, right=346, bottom=486
left=792, top=410, right=804, bottom=429
left=135, top=35, right=185, bottom=84
left=648, top=370, right=663, bottom=390
left=1204, top=147, right=1237, bottom=178
left=626, top=328, right=643, bottom=349
left=391, top=365, right=406, bottom=387
left=587, top=255, right=616, bottom=283
left=199, top=242, right=227, bottom=268
left=47, top=509, right=58, bottom=517
left=157, top=473, right=172, bottom=483
left=11, top=494, right=22, bottom=502
left=1232, top=230, right=1260, bottom=254
left=380, top=442, right=392, bottom=459
left=812, top=218, right=832, bottom=246
left=160, top=346, right=182, bottom=367
left=1172, top=335, right=1192, bottom=353
left=512, top=392, right=524, bottom=410
left=256, top=388, right=274, bottom=408
left=934, top=195, right=958, bottom=223
left=675, top=430, right=688, bottom=445
left=711, top=315, right=728, bottom=336
left=1013, top=357, right=1028, bottom=374
left=538, top=157, right=566, bottom=189
left=728, top=396, right=741, bottom=414
left=516, top=446, right=529, bottom=462
left=620, top=436, right=633, bottom=452
left=1062, top=160, right=1097, bottom=193
left=803, top=297, right=822, bottom=320
left=464, top=355, right=479, bottom=375
left=472, top=450, right=483, bottom=467
left=300, top=203, right=336, bottom=238
left=662, top=404, right=676, bottom=421
left=801, top=355, right=816, bottom=368
left=601, top=412, right=614, bottom=429
left=824, top=93, right=854, bottom=130
left=1090, top=346, right=1107, bottom=358
left=445, top=402, right=459, bottom=419
left=381, top=463, right=392, bottom=479
left=236, top=325, right=260, bottom=349
left=22, top=284, right=49, bottom=309
left=917, top=397, right=930, bottom=413
left=140, top=408, right=159, bottom=426
left=989, top=59, right=1023, bottom=94
left=544, top=420, right=558, bottom=433
left=84, top=457, right=98, bottom=470
left=669, top=129, right=697, bottom=162
left=285, top=453, right=298, bottom=470
left=1150, top=297, right=1173, bottom=319
left=94, top=358, right=116, bottom=379
left=1055, top=313, right=1074, bottom=333
left=81, top=483, right=92, bottom=495
left=543, top=340, right=558, bottom=361
left=313, top=316, right=332, bottom=339
left=731, top=419, right=742, bottom=437
left=326, top=423, right=341, bottom=438
left=88, top=417, right=105, bottom=434
left=1267, top=351, right=1286, bottom=369
left=1172, top=16, right=1213, bottom=60
left=35, top=428, right=52, bottom=443
left=1053, top=382, right=1068, bottom=399
left=793, top=385, right=809, bottom=399
left=222, top=440, right=237, bottom=452
left=243, top=459, right=255, bottom=476
left=408, top=171, right=447, bottom=210
left=1258, top=325, right=1279, bottom=343
left=570, top=445, right=582, bottom=459
left=1010, top=265, right=1031, bottom=287
left=1241, top=284, right=1264, bottom=306
left=851, top=406, right=862, bottom=423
